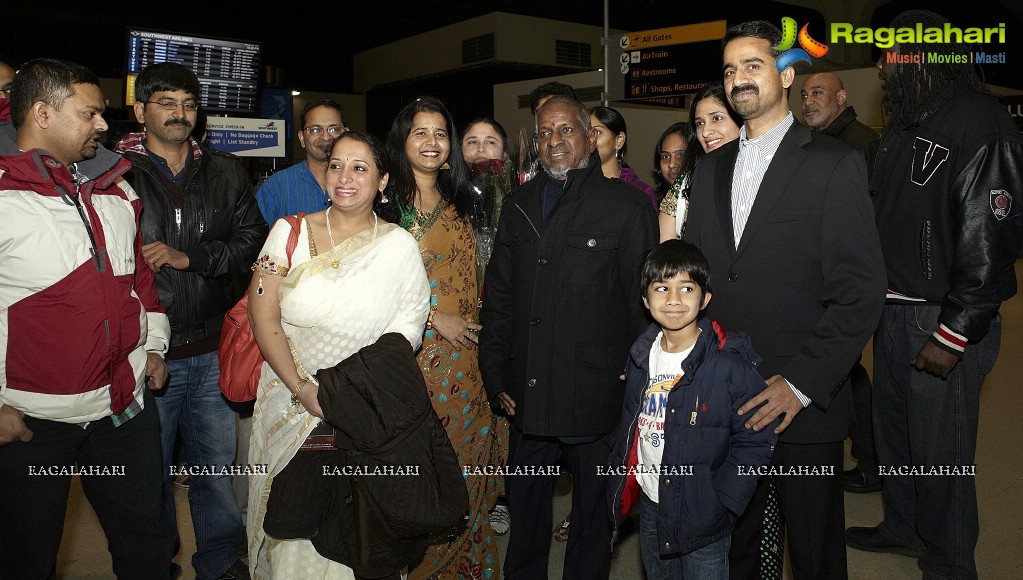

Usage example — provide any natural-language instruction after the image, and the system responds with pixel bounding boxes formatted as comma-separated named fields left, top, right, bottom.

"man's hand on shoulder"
left=738, top=375, right=803, bottom=434
left=141, top=241, right=189, bottom=273
left=0, top=404, right=33, bottom=445
left=912, top=340, right=960, bottom=379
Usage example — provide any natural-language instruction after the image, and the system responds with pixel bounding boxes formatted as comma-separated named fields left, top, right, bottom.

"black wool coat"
left=263, top=333, right=468, bottom=577
left=479, top=152, right=659, bottom=437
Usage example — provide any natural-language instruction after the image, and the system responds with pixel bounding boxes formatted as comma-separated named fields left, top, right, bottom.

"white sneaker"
left=489, top=504, right=510, bottom=535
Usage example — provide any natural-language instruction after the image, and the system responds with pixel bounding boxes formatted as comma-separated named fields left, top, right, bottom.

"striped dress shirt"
left=731, top=112, right=794, bottom=248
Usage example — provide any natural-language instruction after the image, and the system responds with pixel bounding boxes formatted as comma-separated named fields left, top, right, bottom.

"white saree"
left=246, top=216, right=429, bottom=580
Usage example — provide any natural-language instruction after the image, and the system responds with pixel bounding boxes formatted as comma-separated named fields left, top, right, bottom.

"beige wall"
left=354, top=13, right=612, bottom=93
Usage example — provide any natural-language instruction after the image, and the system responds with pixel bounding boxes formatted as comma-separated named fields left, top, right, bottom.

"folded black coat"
left=263, top=332, right=468, bottom=578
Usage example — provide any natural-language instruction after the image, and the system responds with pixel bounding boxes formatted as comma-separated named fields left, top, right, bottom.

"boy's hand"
left=737, top=375, right=802, bottom=434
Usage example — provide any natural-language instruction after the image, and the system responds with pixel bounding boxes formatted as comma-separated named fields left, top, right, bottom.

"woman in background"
left=384, top=96, right=503, bottom=580
left=461, top=116, right=513, bottom=539
left=462, top=118, right=509, bottom=168
left=651, top=121, right=691, bottom=203
left=590, top=105, right=658, bottom=211
left=461, top=117, right=516, bottom=243
left=658, top=82, right=742, bottom=241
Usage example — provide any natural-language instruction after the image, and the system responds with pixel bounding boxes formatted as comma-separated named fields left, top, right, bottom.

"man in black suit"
left=683, top=21, right=886, bottom=579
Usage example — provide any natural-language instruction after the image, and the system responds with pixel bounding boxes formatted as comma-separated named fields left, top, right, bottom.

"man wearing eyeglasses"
left=255, top=99, right=347, bottom=224
left=114, top=62, right=267, bottom=580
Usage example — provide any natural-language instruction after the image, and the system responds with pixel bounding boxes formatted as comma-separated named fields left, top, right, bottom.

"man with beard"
left=479, top=95, right=657, bottom=579
left=845, top=10, right=1023, bottom=579
left=114, top=62, right=267, bottom=580
left=255, top=99, right=347, bottom=224
left=683, top=21, right=886, bottom=579
left=0, top=58, right=176, bottom=578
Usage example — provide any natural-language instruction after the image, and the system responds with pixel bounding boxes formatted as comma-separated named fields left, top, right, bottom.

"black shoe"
left=843, top=466, right=881, bottom=493
left=845, top=526, right=924, bottom=558
left=214, top=559, right=251, bottom=580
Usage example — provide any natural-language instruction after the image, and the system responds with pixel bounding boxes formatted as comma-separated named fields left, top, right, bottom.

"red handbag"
left=218, top=213, right=304, bottom=402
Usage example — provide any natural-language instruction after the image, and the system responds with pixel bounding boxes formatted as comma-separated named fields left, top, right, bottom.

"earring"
left=380, top=193, right=389, bottom=204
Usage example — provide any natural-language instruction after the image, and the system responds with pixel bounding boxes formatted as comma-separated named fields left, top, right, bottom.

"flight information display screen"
left=125, top=28, right=261, bottom=114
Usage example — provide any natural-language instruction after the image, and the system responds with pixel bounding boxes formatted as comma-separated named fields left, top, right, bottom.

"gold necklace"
left=325, top=206, right=341, bottom=268
left=325, top=208, right=379, bottom=268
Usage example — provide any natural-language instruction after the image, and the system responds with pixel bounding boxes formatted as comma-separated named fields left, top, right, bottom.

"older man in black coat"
left=479, top=95, right=657, bottom=580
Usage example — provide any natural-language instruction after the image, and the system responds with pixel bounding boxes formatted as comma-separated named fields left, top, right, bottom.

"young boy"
left=607, top=240, right=777, bottom=578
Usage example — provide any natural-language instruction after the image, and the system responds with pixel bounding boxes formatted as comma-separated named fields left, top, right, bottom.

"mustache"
left=165, top=119, right=192, bottom=129
left=731, top=83, right=758, bottom=98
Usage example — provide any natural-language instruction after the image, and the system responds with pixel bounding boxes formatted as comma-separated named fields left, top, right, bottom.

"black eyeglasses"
left=305, top=125, right=345, bottom=137
left=145, top=100, right=200, bottom=112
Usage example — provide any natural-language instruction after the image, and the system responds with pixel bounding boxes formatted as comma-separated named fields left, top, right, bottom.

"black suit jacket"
left=685, top=120, right=886, bottom=444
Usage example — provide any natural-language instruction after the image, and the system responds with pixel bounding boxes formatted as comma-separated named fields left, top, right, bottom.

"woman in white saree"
left=246, top=132, right=430, bottom=579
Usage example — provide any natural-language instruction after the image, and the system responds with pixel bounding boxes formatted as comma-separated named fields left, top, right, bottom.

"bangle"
left=291, top=378, right=308, bottom=406
left=425, top=306, right=436, bottom=330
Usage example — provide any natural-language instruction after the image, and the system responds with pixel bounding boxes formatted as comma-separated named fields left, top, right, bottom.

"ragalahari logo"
left=774, top=17, right=829, bottom=72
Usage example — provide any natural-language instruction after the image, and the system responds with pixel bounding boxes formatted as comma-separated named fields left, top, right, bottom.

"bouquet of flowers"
left=469, top=158, right=515, bottom=291
left=517, top=126, right=539, bottom=186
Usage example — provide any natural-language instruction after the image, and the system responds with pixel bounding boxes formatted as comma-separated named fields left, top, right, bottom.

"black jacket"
left=263, top=333, right=468, bottom=577
left=872, top=88, right=1023, bottom=353
left=607, top=319, right=776, bottom=555
left=479, top=152, right=658, bottom=436
left=685, top=121, right=887, bottom=444
left=821, top=106, right=879, bottom=153
left=115, top=134, right=268, bottom=348
left=322, top=333, right=467, bottom=575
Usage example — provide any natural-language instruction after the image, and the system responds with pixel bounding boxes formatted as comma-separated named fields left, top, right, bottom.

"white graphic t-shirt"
left=637, top=331, right=696, bottom=502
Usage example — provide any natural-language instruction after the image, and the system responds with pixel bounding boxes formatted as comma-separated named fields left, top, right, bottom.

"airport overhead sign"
left=608, top=20, right=727, bottom=104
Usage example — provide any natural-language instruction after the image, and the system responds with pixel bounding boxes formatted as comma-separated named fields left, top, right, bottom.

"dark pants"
left=156, top=353, right=244, bottom=580
left=874, top=304, right=999, bottom=580
left=504, top=430, right=612, bottom=580
left=847, top=359, right=877, bottom=475
left=640, top=493, right=730, bottom=579
left=0, top=389, right=174, bottom=580
left=729, top=441, right=847, bottom=580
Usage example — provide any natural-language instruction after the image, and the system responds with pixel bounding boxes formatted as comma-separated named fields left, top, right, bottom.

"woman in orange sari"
left=382, top=96, right=504, bottom=580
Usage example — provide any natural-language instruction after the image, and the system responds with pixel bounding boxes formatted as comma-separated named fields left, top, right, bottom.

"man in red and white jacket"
left=0, top=58, right=175, bottom=579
